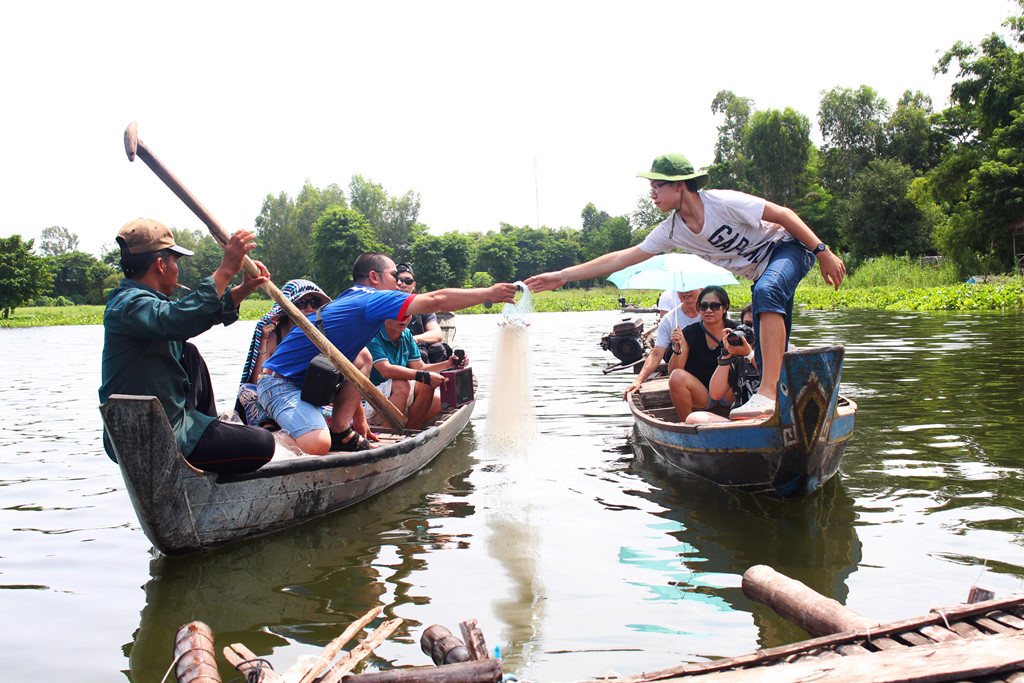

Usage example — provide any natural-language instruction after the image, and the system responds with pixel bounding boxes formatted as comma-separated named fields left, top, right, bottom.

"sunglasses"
left=649, top=180, right=672, bottom=196
left=398, top=277, right=415, bottom=286
left=295, top=297, right=320, bottom=309
left=697, top=301, right=724, bottom=311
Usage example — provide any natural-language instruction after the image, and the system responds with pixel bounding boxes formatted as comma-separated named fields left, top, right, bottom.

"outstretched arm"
left=525, top=246, right=652, bottom=293
left=406, top=283, right=517, bottom=316
left=762, top=202, right=845, bottom=291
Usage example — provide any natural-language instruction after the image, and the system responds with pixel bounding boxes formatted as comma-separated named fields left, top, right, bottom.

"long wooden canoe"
left=628, top=346, right=857, bottom=498
left=100, top=394, right=473, bottom=555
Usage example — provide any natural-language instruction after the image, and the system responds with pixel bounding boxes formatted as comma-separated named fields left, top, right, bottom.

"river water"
left=2, top=309, right=1024, bottom=682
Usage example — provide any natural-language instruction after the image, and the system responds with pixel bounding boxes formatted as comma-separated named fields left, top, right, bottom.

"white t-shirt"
left=655, top=304, right=702, bottom=349
left=638, top=189, right=793, bottom=281
left=657, top=290, right=678, bottom=313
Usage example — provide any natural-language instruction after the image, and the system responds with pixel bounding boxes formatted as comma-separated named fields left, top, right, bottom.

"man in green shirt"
left=99, top=218, right=275, bottom=474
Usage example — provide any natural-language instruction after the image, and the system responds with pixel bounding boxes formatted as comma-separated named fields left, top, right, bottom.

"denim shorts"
left=751, top=239, right=813, bottom=364
left=256, top=375, right=327, bottom=438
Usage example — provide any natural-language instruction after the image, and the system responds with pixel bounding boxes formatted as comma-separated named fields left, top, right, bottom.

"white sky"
left=1, top=0, right=1017, bottom=257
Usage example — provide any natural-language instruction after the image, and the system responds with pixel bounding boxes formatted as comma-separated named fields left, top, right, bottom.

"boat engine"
left=600, top=316, right=646, bottom=365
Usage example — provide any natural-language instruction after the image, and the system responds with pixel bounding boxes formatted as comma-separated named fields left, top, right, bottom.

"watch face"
left=813, top=243, right=826, bottom=254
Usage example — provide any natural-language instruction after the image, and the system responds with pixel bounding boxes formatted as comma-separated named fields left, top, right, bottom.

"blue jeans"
left=751, top=240, right=813, bottom=368
left=256, top=375, right=328, bottom=438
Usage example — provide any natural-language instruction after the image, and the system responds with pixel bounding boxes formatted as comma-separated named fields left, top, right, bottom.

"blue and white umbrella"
left=607, top=253, right=739, bottom=291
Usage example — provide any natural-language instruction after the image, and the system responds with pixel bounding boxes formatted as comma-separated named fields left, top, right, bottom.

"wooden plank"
left=977, top=617, right=1017, bottom=634
left=224, top=643, right=282, bottom=682
left=341, top=659, right=503, bottom=683
left=650, top=631, right=1024, bottom=682
left=897, top=631, right=935, bottom=646
left=989, top=611, right=1024, bottom=629
left=949, top=621, right=986, bottom=638
left=835, top=643, right=871, bottom=656
left=611, top=595, right=1024, bottom=683
left=285, top=607, right=383, bottom=683
left=918, top=624, right=963, bottom=642
left=319, top=618, right=402, bottom=683
left=458, top=619, right=490, bottom=661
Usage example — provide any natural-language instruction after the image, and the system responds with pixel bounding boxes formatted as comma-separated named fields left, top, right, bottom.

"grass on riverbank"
left=3, top=257, right=1022, bottom=327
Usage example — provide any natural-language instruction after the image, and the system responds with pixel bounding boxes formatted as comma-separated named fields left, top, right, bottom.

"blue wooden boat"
left=627, top=346, right=857, bottom=498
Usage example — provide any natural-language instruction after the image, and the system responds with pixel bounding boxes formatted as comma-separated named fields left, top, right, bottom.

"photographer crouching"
left=686, top=305, right=761, bottom=424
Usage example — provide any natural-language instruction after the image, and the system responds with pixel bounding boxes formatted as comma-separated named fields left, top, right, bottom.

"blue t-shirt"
left=263, top=285, right=413, bottom=385
left=366, top=327, right=421, bottom=385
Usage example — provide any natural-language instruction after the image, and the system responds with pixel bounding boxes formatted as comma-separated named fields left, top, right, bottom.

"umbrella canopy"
left=607, top=253, right=738, bottom=291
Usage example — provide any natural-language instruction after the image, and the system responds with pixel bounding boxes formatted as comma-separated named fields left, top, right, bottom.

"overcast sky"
left=1, top=0, right=1017, bottom=258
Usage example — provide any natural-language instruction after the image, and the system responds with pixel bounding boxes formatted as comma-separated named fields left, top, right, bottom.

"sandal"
left=330, top=427, right=373, bottom=452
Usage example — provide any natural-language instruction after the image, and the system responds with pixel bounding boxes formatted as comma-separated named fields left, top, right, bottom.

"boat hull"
left=629, top=346, right=856, bottom=498
left=100, top=395, right=473, bottom=554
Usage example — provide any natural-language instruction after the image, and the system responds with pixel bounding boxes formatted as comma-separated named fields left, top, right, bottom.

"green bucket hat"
left=637, top=153, right=710, bottom=189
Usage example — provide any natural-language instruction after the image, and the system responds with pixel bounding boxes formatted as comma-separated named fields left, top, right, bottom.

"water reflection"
left=625, top=434, right=860, bottom=649
left=127, top=429, right=479, bottom=682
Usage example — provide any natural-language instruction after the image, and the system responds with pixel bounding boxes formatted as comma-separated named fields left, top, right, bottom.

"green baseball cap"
left=637, top=153, right=710, bottom=189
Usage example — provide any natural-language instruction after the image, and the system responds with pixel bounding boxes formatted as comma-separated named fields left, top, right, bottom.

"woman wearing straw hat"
left=525, top=153, right=845, bottom=420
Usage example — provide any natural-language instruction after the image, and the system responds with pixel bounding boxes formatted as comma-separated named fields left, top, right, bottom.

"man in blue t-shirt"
left=365, top=317, right=468, bottom=430
left=258, top=252, right=516, bottom=455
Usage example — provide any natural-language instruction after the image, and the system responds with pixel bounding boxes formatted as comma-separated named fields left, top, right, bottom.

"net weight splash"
left=485, top=282, right=535, bottom=451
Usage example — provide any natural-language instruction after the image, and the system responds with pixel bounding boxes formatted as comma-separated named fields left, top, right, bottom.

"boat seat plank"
left=835, top=643, right=872, bottom=656
left=868, top=637, right=908, bottom=651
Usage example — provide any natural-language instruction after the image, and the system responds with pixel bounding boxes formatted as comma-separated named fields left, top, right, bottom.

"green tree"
left=628, top=195, right=666, bottom=238
left=409, top=234, right=453, bottom=291
left=38, top=226, right=80, bottom=257
left=884, top=91, right=944, bottom=173
left=707, top=90, right=755, bottom=190
left=311, top=207, right=386, bottom=296
left=474, top=232, right=518, bottom=283
left=440, top=231, right=473, bottom=286
left=47, top=251, right=117, bottom=304
left=842, top=159, right=932, bottom=260
left=817, top=85, right=890, bottom=195
left=170, top=228, right=223, bottom=291
left=348, top=175, right=422, bottom=263
left=0, top=235, right=52, bottom=317
left=744, top=107, right=812, bottom=206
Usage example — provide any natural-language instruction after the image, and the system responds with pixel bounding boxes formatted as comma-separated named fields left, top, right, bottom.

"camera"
left=727, top=323, right=755, bottom=347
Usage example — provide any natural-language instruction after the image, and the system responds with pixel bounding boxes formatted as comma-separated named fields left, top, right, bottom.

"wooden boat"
left=628, top=345, right=857, bottom=498
left=100, top=393, right=474, bottom=555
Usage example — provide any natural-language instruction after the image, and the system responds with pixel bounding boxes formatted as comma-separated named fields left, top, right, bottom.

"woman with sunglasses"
left=236, top=279, right=332, bottom=426
left=664, top=285, right=738, bottom=422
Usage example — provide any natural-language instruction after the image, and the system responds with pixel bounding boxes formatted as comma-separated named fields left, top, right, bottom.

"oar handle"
left=123, top=122, right=406, bottom=431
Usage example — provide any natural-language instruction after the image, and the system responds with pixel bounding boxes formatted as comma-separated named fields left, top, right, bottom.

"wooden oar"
left=123, top=121, right=405, bottom=431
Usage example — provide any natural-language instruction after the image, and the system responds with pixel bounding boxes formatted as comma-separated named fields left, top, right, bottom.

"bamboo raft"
left=594, top=565, right=1024, bottom=683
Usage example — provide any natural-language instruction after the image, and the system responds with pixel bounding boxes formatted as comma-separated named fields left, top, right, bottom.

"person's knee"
left=296, top=429, right=331, bottom=456
left=355, top=348, right=373, bottom=374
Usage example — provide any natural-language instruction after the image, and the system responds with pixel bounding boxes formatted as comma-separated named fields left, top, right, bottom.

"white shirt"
left=655, top=304, right=702, bottom=349
left=638, top=189, right=792, bottom=281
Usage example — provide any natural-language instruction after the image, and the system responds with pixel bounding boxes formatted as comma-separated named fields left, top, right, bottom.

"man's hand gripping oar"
left=123, top=121, right=406, bottom=432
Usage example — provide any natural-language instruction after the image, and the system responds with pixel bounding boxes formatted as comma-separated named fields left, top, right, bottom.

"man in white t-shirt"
left=657, top=288, right=701, bottom=321
left=526, top=153, right=845, bottom=420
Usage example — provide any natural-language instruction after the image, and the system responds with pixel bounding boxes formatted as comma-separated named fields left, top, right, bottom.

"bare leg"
left=668, top=369, right=709, bottom=422
left=756, top=311, right=785, bottom=400
left=407, top=383, right=440, bottom=430
left=328, top=348, right=377, bottom=447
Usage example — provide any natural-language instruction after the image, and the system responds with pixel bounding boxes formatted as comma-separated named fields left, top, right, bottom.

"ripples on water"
left=1, top=309, right=1023, bottom=681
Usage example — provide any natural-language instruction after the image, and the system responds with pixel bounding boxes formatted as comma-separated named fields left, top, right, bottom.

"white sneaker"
left=730, top=393, right=775, bottom=420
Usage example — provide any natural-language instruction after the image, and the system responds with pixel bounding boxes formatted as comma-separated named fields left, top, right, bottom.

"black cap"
left=396, top=263, right=414, bottom=277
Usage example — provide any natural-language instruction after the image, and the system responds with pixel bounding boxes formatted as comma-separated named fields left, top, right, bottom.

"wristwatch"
left=812, top=242, right=827, bottom=255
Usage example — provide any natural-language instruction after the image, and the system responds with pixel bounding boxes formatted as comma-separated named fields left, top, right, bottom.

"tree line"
left=3, top=2, right=1023, bottom=317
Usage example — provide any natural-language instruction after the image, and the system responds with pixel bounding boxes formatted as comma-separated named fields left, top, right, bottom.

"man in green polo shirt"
left=99, top=218, right=275, bottom=473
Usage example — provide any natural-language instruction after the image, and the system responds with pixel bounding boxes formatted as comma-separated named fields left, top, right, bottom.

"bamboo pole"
left=174, top=621, right=221, bottom=683
left=742, top=565, right=878, bottom=637
left=123, top=121, right=405, bottom=431
left=342, top=659, right=503, bottom=683
left=420, top=625, right=471, bottom=665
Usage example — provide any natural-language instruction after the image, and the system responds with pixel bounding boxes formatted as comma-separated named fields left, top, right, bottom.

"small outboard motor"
left=600, top=316, right=646, bottom=365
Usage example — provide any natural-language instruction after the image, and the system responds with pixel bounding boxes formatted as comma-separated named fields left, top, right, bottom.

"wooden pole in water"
left=174, top=621, right=221, bottom=683
left=742, top=564, right=878, bottom=637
